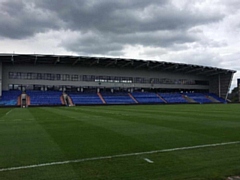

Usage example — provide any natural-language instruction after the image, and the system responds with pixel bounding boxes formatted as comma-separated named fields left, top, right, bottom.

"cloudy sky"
left=0, top=0, right=239, bottom=90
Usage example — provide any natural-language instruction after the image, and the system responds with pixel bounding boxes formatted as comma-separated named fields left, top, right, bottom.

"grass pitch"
left=0, top=104, right=240, bottom=179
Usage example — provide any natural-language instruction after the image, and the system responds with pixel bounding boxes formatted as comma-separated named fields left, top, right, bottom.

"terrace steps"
left=183, top=95, right=196, bottom=103
left=97, top=93, right=106, bottom=104
left=156, top=94, right=167, bottom=103
left=128, top=93, right=138, bottom=103
left=207, top=95, right=220, bottom=103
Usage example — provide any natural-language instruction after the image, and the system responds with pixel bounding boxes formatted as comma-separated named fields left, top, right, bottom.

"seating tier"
left=68, top=92, right=103, bottom=104
left=0, top=90, right=21, bottom=106
left=101, top=92, right=135, bottom=104
left=131, top=92, right=164, bottom=103
left=159, top=93, right=187, bottom=103
left=26, top=91, right=62, bottom=105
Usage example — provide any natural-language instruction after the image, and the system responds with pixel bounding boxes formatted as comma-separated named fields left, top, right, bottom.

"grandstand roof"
left=0, top=53, right=236, bottom=76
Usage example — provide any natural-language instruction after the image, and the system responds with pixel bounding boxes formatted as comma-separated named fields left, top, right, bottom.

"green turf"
left=0, top=104, right=240, bottom=179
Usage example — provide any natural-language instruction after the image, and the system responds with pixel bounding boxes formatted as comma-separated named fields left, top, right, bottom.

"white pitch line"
left=6, top=109, right=13, bottom=116
left=0, top=141, right=239, bottom=172
left=144, top=158, right=154, bottom=163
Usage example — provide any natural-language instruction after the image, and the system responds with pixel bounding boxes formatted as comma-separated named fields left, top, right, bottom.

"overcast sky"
left=0, top=0, right=239, bottom=90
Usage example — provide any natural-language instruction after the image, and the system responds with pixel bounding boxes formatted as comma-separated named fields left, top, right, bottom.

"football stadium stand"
left=0, top=53, right=236, bottom=107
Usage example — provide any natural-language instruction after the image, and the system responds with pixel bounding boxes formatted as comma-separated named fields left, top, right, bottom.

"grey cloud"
left=60, top=29, right=198, bottom=55
left=116, top=31, right=197, bottom=47
left=170, top=50, right=221, bottom=67
left=223, top=0, right=240, bottom=11
left=68, top=44, right=124, bottom=56
left=0, top=0, right=61, bottom=39
left=0, top=0, right=227, bottom=55
left=61, top=31, right=124, bottom=55
left=52, top=0, right=224, bottom=55
left=35, top=0, right=168, bottom=33
left=35, top=0, right=224, bottom=34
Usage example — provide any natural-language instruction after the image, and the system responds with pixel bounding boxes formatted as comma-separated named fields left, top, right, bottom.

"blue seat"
left=101, top=92, right=135, bottom=104
left=159, top=93, right=187, bottom=103
left=68, top=92, right=103, bottom=104
left=0, top=90, right=21, bottom=106
left=131, top=92, right=164, bottom=104
left=206, top=93, right=226, bottom=103
left=184, top=93, right=212, bottom=103
left=26, top=90, right=62, bottom=105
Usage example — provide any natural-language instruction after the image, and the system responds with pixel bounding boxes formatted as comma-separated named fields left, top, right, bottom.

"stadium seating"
left=68, top=92, right=103, bottom=104
left=0, top=90, right=22, bottom=106
left=184, top=93, right=212, bottom=104
left=101, top=92, right=136, bottom=104
left=26, top=90, right=62, bottom=105
left=131, top=92, right=165, bottom=104
left=207, top=93, right=226, bottom=103
left=159, top=93, right=187, bottom=103
left=0, top=90, right=226, bottom=106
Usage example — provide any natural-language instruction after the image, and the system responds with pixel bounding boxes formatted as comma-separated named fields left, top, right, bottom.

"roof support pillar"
left=218, top=74, right=221, bottom=98
left=225, top=72, right=234, bottom=100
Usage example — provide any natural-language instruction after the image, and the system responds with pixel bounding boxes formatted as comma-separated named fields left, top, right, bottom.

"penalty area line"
left=0, top=141, right=240, bottom=172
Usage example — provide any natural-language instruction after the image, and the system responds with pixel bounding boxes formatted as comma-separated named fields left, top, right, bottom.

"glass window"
left=37, top=73, right=42, bottom=80
left=56, top=74, right=61, bottom=80
left=66, top=74, right=70, bottom=81
left=71, top=75, right=78, bottom=81
left=46, top=73, right=51, bottom=80
left=62, top=74, right=66, bottom=81
left=8, top=84, right=13, bottom=90
left=21, top=72, right=27, bottom=79
left=27, top=73, right=32, bottom=79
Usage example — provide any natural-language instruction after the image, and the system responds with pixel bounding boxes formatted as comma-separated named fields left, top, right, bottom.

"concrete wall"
left=2, top=63, right=209, bottom=91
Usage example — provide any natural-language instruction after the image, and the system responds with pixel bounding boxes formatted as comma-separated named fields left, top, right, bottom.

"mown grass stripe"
left=0, top=141, right=239, bottom=172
